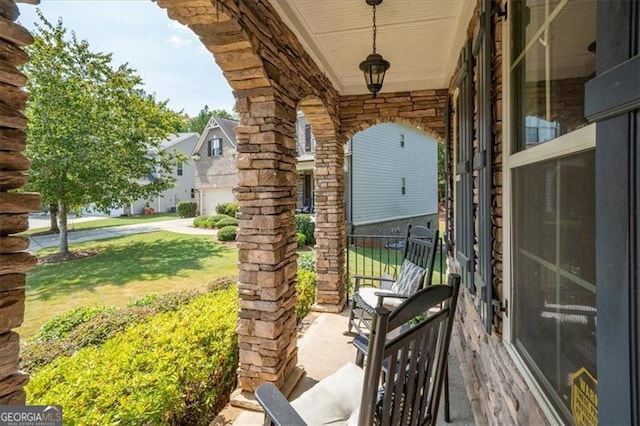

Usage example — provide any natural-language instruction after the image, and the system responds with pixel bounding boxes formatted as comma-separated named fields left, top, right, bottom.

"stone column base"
left=311, top=297, right=346, bottom=314
left=229, top=365, right=305, bottom=412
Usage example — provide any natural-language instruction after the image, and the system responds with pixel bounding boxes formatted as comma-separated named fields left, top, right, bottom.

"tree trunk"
left=49, top=203, right=59, bottom=233
left=58, top=201, right=68, bottom=255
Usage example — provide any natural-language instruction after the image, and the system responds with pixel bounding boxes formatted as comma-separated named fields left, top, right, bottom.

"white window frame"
left=501, top=0, right=596, bottom=422
left=209, top=138, right=222, bottom=157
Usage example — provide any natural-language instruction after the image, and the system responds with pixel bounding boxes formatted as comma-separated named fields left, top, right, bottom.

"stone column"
left=313, top=137, right=346, bottom=310
left=0, top=0, right=40, bottom=404
left=233, top=90, right=300, bottom=395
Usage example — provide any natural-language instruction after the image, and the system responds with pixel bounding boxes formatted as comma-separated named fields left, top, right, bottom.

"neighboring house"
left=346, top=123, right=439, bottom=235
left=192, top=115, right=239, bottom=215
left=85, top=132, right=199, bottom=216
left=131, top=132, right=199, bottom=215
left=193, top=113, right=319, bottom=216
left=296, top=114, right=439, bottom=235
left=296, top=111, right=315, bottom=213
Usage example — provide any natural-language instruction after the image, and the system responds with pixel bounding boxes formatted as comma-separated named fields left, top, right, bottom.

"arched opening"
left=343, top=120, right=446, bottom=289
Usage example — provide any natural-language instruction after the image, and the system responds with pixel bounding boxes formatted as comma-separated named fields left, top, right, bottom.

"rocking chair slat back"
left=358, top=274, right=460, bottom=425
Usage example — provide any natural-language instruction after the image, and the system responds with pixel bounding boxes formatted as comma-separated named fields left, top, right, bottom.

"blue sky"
left=17, top=0, right=235, bottom=117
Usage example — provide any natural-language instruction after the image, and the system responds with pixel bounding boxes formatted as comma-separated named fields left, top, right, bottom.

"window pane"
left=513, top=149, right=596, bottom=422
left=511, top=0, right=597, bottom=152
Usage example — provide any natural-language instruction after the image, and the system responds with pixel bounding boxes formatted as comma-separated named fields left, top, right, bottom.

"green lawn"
left=20, top=231, right=237, bottom=338
left=22, top=213, right=179, bottom=236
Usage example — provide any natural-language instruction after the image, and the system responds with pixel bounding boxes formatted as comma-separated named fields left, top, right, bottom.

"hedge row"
left=27, top=288, right=239, bottom=425
left=23, top=290, right=202, bottom=373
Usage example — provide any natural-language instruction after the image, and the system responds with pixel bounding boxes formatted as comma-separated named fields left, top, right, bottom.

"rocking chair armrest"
left=353, top=275, right=383, bottom=292
left=255, top=383, right=307, bottom=426
left=375, top=291, right=409, bottom=307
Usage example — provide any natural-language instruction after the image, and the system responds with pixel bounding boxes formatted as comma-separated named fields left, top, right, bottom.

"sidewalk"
left=28, top=218, right=217, bottom=250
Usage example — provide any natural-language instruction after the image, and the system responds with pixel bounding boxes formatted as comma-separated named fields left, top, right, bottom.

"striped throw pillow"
left=391, top=259, right=426, bottom=296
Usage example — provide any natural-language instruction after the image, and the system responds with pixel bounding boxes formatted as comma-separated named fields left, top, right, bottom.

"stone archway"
left=156, top=0, right=303, bottom=397
left=155, top=0, right=344, bottom=398
left=340, top=90, right=448, bottom=142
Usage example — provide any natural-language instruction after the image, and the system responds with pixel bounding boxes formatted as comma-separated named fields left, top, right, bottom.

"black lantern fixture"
left=359, top=0, right=390, bottom=97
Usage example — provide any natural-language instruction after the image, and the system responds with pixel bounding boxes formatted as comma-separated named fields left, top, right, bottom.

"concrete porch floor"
left=215, top=310, right=482, bottom=425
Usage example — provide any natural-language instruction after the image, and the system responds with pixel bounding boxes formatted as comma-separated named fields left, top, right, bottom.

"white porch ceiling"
left=269, top=0, right=476, bottom=95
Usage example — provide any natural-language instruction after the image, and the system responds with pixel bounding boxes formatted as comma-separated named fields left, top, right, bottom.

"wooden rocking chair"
left=347, top=225, right=439, bottom=336
left=255, top=274, right=461, bottom=426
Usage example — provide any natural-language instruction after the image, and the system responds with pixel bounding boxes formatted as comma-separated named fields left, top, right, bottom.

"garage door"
left=201, top=188, right=235, bottom=216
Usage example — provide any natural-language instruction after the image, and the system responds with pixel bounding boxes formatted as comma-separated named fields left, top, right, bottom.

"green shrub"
left=215, top=202, right=239, bottom=217
left=296, top=214, right=315, bottom=245
left=27, top=288, right=239, bottom=426
left=177, top=201, right=198, bottom=218
left=207, top=275, right=236, bottom=292
left=22, top=290, right=202, bottom=373
left=193, top=214, right=231, bottom=229
left=296, top=270, right=316, bottom=323
left=193, top=215, right=212, bottom=228
left=296, top=232, right=306, bottom=247
left=216, top=217, right=239, bottom=228
left=217, top=225, right=237, bottom=242
left=32, top=305, right=114, bottom=342
left=297, top=252, right=315, bottom=272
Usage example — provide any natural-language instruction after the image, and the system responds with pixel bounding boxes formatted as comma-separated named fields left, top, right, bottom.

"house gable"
left=193, top=116, right=239, bottom=215
left=192, top=115, right=238, bottom=155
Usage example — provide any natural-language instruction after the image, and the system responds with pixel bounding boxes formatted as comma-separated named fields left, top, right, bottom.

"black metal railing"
left=345, top=234, right=445, bottom=288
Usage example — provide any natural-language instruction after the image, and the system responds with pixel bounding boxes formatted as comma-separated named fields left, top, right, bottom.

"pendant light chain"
left=372, top=3, right=377, bottom=54
left=360, top=0, right=389, bottom=96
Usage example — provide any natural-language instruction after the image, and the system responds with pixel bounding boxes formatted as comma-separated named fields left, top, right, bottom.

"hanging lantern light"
left=359, top=0, right=390, bottom=97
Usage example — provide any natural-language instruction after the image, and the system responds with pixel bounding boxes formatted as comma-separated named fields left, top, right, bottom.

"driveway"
left=29, top=218, right=217, bottom=250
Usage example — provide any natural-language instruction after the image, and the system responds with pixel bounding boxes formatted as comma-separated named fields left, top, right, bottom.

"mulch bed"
left=38, top=249, right=101, bottom=265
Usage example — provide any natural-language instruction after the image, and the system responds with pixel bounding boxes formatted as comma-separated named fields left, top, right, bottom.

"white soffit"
left=270, top=0, right=476, bottom=96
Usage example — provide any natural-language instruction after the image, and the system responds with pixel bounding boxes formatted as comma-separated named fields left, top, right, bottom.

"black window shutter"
left=219, top=138, right=223, bottom=155
left=208, top=140, right=212, bottom=157
left=455, top=40, right=475, bottom=295
left=471, top=0, right=494, bottom=333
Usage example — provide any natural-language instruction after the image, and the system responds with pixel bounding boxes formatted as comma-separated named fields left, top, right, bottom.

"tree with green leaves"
left=179, top=105, right=237, bottom=134
left=24, top=13, right=183, bottom=254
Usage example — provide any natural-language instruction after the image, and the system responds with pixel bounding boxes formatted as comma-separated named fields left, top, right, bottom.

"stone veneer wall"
left=299, top=97, right=344, bottom=309
left=448, top=2, right=547, bottom=423
left=0, top=0, right=41, bottom=404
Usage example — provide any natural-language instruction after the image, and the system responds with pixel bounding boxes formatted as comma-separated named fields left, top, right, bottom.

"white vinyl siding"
left=351, top=123, right=438, bottom=225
